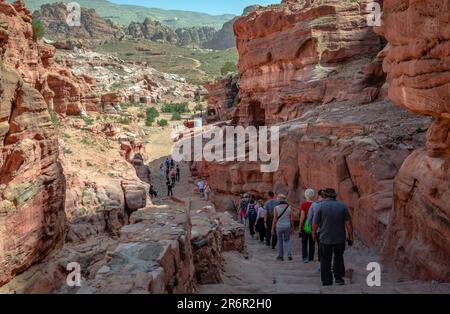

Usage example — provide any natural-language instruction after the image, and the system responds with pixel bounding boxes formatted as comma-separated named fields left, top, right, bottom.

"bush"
left=157, top=119, right=168, bottom=127
left=161, top=102, right=189, bottom=114
left=194, top=103, right=204, bottom=113
left=81, top=136, right=94, bottom=146
left=146, top=107, right=160, bottom=126
left=82, top=115, right=95, bottom=126
left=137, top=113, right=145, bottom=119
left=220, top=62, right=237, bottom=76
left=118, top=117, right=131, bottom=125
left=171, top=112, right=182, bottom=121
left=32, top=20, right=45, bottom=41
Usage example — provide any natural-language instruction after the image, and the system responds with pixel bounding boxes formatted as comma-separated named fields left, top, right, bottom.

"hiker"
left=264, top=191, right=279, bottom=249
left=176, top=165, right=180, bottom=182
left=165, top=158, right=170, bottom=168
left=166, top=179, right=174, bottom=197
left=149, top=185, right=158, bottom=199
left=204, top=182, right=211, bottom=201
left=272, top=194, right=294, bottom=261
left=170, top=158, right=175, bottom=168
left=170, top=168, right=176, bottom=185
left=312, top=188, right=353, bottom=286
left=165, top=165, right=170, bottom=180
left=238, top=194, right=249, bottom=226
left=255, top=199, right=266, bottom=243
left=159, top=164, right=165, bottom=178
left=299, top=188, right=316, bottom=263
left=308, top=189, right=325, bottom=266
left=197, top=179, right=205, bottom=194
left=246, top=196, right=258, bottom=238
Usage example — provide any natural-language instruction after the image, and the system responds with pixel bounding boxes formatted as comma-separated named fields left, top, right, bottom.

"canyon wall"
left=374, top=0, right=449, bottom=281
left=199, top=0, right=449, bottom=280
left=0, top=0, right=98, bottom=116
left=0, top=61, right=66, bottom=286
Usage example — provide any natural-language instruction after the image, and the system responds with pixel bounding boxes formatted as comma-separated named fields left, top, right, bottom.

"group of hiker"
left=155, top=158, right=180, bottom=197
left=237, top=188, right=354, bottom=286
left=197, top=178, right=212, bottom=201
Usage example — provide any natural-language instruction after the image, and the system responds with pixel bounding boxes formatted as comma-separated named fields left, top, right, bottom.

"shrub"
left=86, top=161, right=94, bottom=167
left=161, top=102, right=189, bottom=114
left=64, top=147, right=72, bottom=155
left=118, top=117, right=131, bottom=125
left=194, top=103, right=204, bottom=113
left=32, top=20, right=45, bottom=41
left=82, top=115, right=95, bottom=126
left=171, top=112, right=182, bottom=121
left=157, top=119, right=168, bottom=127
left=81, top=136, right=94, bottom=146
left=145, top=107, right=160, bottom=126
left=220, top=62, right=237, bottom=76
left=137, top=113, right=145, bottom=119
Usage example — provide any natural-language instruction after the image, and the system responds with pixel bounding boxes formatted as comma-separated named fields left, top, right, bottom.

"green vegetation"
left=86, top=161, right=94, bottom=167
left=82, top=115, right=95, bottom=126
left=157, top=119, right=169, bottom=127
left=194, top=103, right=204, bottom=114
left=81, top=136, right=95, bottom=146
left=49, top=109, right=60, bottom=126
left=117, top=117, right=131, bottom=125
left=64, top=147, right=72, bottom=155
left=220, top=61, right=237, bottom=76
left=32, top=20, right=45, bottom=41
left=162, top=102, right=189, bottom=114
left=93, top=40, right=238, bottom=84
left=24, top=0, right=235, bottom=29
left=415, top=126, right=427, bottom=134
left=171, top=112, right=182, bottom=121
left=146, top=107, right=160, bottom=126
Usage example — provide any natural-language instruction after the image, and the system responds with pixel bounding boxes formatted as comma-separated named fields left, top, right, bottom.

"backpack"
left=240, top=199, right=249, bottom=212
left=248, top=204, right=257, bottom=220
left=304, top=219, right=312, bottom=234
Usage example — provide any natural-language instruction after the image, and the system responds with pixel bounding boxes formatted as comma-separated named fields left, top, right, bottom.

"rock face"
left=175, top=26, right=216, bottom=47
left=127, top=17, right=178, bottom=43
left=232, top=0, right=386, bottom=126
left=203, top=6, right=261, bottom=50
left=0, top=0, right=98, bottom=116
left=204, top=75, right=239, bottom=122
left=32, top=3, right=124, bottom=47
left=374, top=0, right=450, bottom=281
left=0, top=63, right=66, bottom=286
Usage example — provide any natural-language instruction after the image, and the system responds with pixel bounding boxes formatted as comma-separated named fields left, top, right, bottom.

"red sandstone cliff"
left=0, top=62, right=66, bottom=286
left=374, top=0, right=449, bottom=281
left=0, top=0, right=99, bottom=116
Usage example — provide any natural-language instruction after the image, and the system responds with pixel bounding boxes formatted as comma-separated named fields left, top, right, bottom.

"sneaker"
left=335, top=279, right=345, bottom=285
left=288, top=256, right=293, bottom=261
left=303, top=258, right=309, bottom=263
left=276, top=256, right=284, bottom=261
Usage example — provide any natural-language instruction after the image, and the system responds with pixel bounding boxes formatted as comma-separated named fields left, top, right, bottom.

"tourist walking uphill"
left=264, top=191, right=279, bottom=249
left=247, top=196, right=258, bottom=238
left=299, top=189, right=316, bottom=263
left=255, top=199, right=266, bottom=243
left=272, top=194, right=295, bottom=261
left=312, top=189, right=354, bottom=286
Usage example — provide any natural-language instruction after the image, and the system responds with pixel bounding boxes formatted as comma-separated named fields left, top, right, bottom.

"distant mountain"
left=33, top=3, right=124, bottom=46
left=204, top=5, right=262, bottom=50
left=21, top=0, right=236, bottom=29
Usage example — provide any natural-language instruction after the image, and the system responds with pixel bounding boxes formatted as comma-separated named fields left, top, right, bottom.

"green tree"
left=32, top=20, right=45, bottom=41
left=171, top=112, right=182, bottom=121
left=220, top=62, right=237, bottom=76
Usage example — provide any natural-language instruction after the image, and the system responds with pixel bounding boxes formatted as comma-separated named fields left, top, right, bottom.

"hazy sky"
left=109, top=0, right=280, bottom=15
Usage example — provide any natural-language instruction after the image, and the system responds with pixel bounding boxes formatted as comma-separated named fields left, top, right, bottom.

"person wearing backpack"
left=272, top=194, right=294, bottom=261
left=170, top=168, right=176, bottom=185
left=238, top=194, right=249, bottom=226
left=264, top=191, right=280, bottom=249
left=299, top=188, right=316, bottom=263
left=246, top=196, right=258, bottom=238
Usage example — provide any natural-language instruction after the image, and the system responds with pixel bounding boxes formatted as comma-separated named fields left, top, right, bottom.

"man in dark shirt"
left=312, top=188, right=353, bottom=286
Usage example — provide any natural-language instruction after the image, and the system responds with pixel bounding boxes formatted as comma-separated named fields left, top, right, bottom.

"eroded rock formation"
left=0, top=62, right=66, bottom=286
left=374, top=0, right=450, bottom=281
